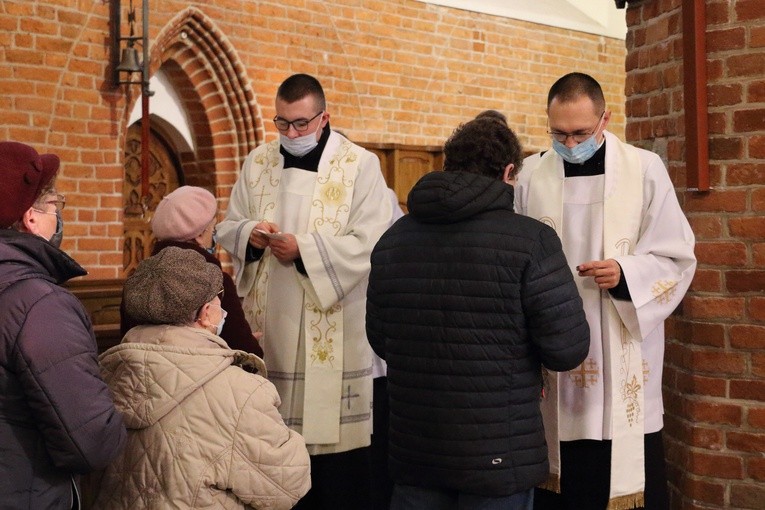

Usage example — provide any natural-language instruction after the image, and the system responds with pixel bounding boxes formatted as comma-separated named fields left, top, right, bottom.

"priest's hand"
left=269, top=233, right=299, bottom=262
left=249, top=221, right=278, bottom=249
left=576, top=259, right=621, bottom=289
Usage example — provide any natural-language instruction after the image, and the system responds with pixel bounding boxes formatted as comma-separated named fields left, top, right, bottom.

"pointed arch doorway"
left=120, top=7, right=264, bottom=277
left=122, top=122, right=181, bottom=275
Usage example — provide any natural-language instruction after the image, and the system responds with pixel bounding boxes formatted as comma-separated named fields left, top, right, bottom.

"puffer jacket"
left=93, top=325, right=310, bottom=509
left=366, top=171, right=589, bottom=496
left=0, top=229, right=127, bottom=509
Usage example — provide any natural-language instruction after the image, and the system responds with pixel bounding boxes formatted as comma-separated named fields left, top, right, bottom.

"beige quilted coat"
left=93, top=325, right=310, bottom=509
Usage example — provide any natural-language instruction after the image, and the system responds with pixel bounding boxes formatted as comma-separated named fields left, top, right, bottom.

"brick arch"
left=150, top=7, right=264, bottom=196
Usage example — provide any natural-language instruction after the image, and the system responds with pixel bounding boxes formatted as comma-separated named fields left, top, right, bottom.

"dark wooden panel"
left=64, top=279, right=124, bottom=353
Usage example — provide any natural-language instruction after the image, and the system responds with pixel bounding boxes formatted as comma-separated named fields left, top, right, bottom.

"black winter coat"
left=366, top=171, right=589, bottom=497
left=0, top=229, right=126, bottom=509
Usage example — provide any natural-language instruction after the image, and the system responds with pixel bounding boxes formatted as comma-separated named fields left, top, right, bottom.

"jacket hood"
left=407, top=171, right=514, bottom=224
left=0, top=229, right=86, bottom=288
left=99, top=325, right=266, bottom=429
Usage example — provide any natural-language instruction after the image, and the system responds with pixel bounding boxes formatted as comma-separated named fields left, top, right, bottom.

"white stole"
left=244, top=138, right=361, bottom=444
left=528, top=138, right=647, bottom=509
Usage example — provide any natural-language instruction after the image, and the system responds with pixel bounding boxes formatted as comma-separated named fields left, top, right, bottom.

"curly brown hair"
left=443, top=118, right=523, bottom=178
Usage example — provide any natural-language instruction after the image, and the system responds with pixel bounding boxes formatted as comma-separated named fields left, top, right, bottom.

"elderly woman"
left=120, top=186, right=263, bottom=357
left=95, top=246, right=310, bottom=509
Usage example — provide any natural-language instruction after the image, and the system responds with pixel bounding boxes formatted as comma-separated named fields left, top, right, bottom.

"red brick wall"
left=0, top=0, right=625, bottom=278
left=625, top=0, right=765, bottom=508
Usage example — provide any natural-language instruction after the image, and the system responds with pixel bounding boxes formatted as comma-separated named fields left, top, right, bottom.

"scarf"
left=528, top=134, right=646, bottom=509
left=244, top=137, right=361, bottom=444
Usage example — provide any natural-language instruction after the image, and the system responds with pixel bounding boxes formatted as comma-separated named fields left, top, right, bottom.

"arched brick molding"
left=150, top=7, right=264, bottom=199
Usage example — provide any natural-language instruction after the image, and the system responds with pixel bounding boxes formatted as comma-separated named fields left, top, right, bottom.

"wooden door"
left=122, top=123, right=181, bottom=275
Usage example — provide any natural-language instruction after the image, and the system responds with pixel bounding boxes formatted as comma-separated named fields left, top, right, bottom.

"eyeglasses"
left=548, top=112, right=605, bottom=144
left=273, top=111, right=323, bottom=132
left=33, top=193, right=66, bottom=214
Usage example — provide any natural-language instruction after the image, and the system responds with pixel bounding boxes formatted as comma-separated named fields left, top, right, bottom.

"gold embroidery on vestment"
left=619, top=323, right=642, bottom=426
left=651, top=279, right=677, bottom=304
left=569, top=358, right=599, bottom=388
left=615, top=237, right=632, bottom=256
left=306, top=302, right=341, bottom=367
left=538, top=216, right=556, bottom=230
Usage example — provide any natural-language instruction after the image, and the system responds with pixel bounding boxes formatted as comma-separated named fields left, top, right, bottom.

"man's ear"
left=503, top=163, right=515, bottom=185
left=196, top=302, right=212, bottom=326
left=19, top=207, right=39, bottom=235
left=601, top=109, right=612, bottom=131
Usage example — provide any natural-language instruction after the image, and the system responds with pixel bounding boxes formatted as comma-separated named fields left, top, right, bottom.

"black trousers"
left=293, top=447, right=372, bottom=510
left=370, top=377, right=394, bottom=510
left=534, top=430, right=669, bottom=510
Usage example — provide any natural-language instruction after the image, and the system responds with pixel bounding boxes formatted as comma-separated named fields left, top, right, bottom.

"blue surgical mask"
left=279, top=117, right=322, bottom=157
left=552, top=135, right=603, bottom=165
left=206, top=230, right=218, bottom=255
left=47, top=211, right=64, bottom=248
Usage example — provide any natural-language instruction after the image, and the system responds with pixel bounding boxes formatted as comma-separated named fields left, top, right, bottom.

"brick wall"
left=0, top=0, right=625, bottom=278
left=625, top=0, right=765, bottom=508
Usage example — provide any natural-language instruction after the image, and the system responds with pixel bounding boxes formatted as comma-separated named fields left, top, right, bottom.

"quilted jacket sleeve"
left=365, top=250, right=385, bottom=361
left=227, top=376, right=311, bottom=510
left=522, top=226, right=590, bottom=372
left=15, top=285, right=127, bottom=472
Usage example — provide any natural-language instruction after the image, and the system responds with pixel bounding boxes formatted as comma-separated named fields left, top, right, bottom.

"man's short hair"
left=277, top=73, right=326, bottom=110
left=547, top=72, right=606, bottom=113
left=443, top=118, right=523, bottom=179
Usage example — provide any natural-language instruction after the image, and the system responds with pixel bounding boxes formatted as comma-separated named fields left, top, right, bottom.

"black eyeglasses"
left=548, top=112, right=605, bottom=144
left=273, top=111, right=323, bottom=132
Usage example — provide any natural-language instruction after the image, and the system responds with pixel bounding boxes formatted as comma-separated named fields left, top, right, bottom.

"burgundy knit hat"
left=151, top=186, right=217, bottom=241
left=0, top=141, right=60, bottom=228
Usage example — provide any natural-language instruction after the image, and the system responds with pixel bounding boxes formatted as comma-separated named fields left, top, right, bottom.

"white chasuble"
left=515, top=131, right=696, bottom=510
left=218, top=131, right=393, bottom=454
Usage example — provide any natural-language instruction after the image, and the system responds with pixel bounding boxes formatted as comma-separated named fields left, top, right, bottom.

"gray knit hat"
left=123, top=246, right=223, bottom=326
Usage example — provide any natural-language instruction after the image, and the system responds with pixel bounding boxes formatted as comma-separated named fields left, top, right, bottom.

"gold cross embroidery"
left=652, top=280, right=677, bottom=304
left=569, top=358, right=599, bottom=388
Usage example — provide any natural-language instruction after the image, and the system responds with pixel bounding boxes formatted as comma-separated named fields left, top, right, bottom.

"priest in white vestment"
left=217, top=74, right=393, bottom=510
left=515, top=73, right=696, bottom=510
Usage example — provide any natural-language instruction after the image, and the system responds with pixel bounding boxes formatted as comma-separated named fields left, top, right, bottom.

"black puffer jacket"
left=366, top=171, right=589, bottom=496
left=0, top=229, right=126, bottom=509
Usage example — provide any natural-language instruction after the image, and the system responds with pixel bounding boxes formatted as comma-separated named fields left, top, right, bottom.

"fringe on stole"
left=606, top=491, right=645, bottom=510
left=538, top=477, right=644, bottom=510
left=538, top=473, right=560, bottom=493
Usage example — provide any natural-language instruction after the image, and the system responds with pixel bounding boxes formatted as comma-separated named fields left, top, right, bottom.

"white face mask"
left=206, top=303, right=227, bottom=336
left=279, top=115, right=323, bottom=157
left=214, top=315, right=226, bottom=336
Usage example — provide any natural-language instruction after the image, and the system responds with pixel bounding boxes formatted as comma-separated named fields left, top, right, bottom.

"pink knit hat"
left=151, top=186, right=217, bottom=241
